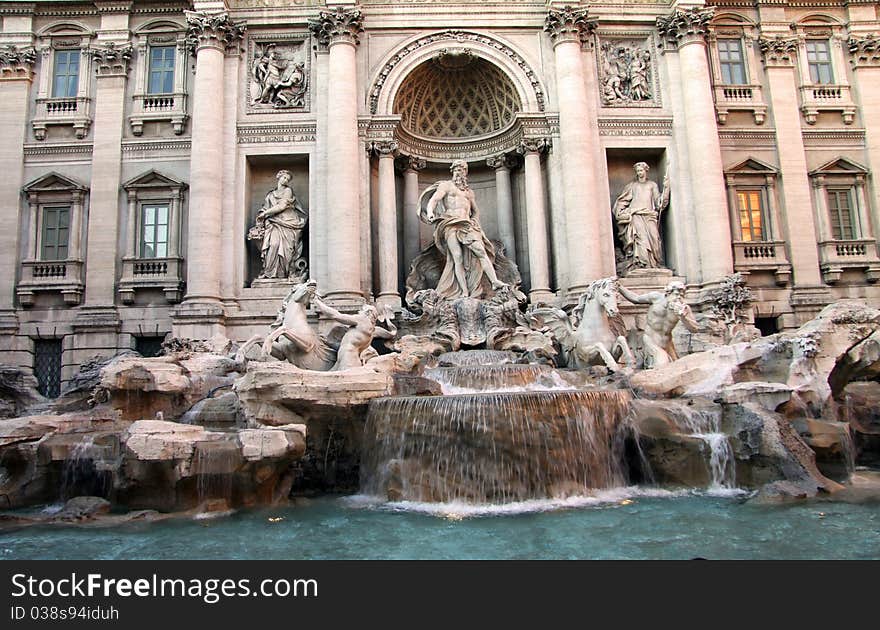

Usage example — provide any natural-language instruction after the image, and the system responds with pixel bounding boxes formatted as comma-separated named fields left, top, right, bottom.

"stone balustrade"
left=16, top=259, right=84, bottom=306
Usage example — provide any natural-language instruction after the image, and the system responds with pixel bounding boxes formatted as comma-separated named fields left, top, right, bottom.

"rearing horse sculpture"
left=529, top=277, right=634, bottom=372
left=236, top=281, right=336, bottom=370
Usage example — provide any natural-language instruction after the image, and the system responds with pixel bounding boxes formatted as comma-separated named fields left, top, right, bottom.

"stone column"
left=309, top=7, right=364, bottom=304
left=544, top=6, right=603, bottom=295
left=517, top=138, right=553, bottom=304
left=848, top=35, right=880, bottom=241
left=370, top=140, right=400, bottom=308
left=398, top=155, right=426, bottom=279
left=83, top=42, right=132, bottom=307
left=657, top=6, right=734, bottom=284
left=486, top=153, right=517, bottom=263
left=182, top=10, right=244, bottom=305
left=757, top=35, right=824, bottom=287
left=0, top=45, right=35, bottom=327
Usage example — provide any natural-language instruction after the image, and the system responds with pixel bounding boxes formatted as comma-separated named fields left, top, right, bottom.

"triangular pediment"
left=123, top=170, right=187, bottom=191
left=726, top=157, right=778, bottom=175
left=810, top=157, right=868, bottom=176
left=23, top=172, right=87, bottom=193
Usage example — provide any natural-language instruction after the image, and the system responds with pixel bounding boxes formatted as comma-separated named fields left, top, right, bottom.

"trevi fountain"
left=2, top=159, right=880, bottom=560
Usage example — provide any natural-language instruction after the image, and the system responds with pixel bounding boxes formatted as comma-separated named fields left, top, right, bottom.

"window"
left=827, top=188, right=858, bottom=240
left=141, top=203, right=169, bottom=258
left=736, top=190, right=765, bottom=241
left=148, top=46, right=175, bottom=94
left=52, top=49, right=80, bottom=98
left=718, top=39, right=747, bottom=85
left=806, top=40, right=833, bottom=84
left=34, top=339, right=62, bottom=398
left=40, top=206, right=70, bottom=260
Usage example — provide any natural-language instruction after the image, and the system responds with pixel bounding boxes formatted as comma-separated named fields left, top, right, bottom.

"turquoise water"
left=4, top=489, right=880, bottom=560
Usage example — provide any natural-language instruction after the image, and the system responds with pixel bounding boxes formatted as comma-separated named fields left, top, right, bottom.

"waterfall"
left=674, top=405, right=736, bottom=490
left=59, top=435, right=109, bottom=500
left=424, top=365, right=578, bottom=395
left=193, top=440, right=239, bottom=508
left=361, top=390, right=637, bottom=503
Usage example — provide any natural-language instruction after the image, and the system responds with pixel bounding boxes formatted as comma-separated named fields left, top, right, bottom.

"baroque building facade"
left=1, top=0, right=879, bottom=396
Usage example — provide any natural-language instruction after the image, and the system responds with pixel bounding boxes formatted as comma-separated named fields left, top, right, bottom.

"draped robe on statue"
left=612, top=179, right=665, bottom=270
left=260, top=190, right=307, bottom=279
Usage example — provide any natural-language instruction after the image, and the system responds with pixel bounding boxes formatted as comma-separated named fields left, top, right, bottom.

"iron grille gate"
left=34, top=339, right=62, bottom=398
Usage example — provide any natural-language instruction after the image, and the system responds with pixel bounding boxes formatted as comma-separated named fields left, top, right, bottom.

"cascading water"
left=361, top=385, right=639, bottom=504
left=674, top=405, right=736, bottom=490
left=59, top=434, right=116, bottom=501
left=424, top=364, right=582, bottom=395
left=193, top=440, right=239, bottom=508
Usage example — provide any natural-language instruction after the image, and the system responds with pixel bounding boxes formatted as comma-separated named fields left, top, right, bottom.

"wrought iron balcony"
left=17, top=259, right=84, bottom=306
left=732, top=240, right=791, bottom=286
left=118, top=256, right=184, bottom=304
left=818, top=239, right=880, bottom=284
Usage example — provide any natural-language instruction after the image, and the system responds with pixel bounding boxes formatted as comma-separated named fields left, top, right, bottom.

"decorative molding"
left=185, top=10, right=246, bottom=55
left=717, top=129, right=777, bottom=146
left=308, top=7, right=363, bottom=48
left=656, top=7, right=714, bottom=48
left=247, top=35, right=310, bottom=113
left=121, top=139, right=192, bottom=160
left=23, top=142, right=94, bottom=162
left=486, top=153, right=518, bottom=170
left=802, top=129, right=866, bottom=147
left=236, top=123, right=318, bottom=145
left=0, top=45, right=36, bottom=79
left=367, top=139, right=399, bottom=157
left=758, top=35, right=798, bottom=67
left=544, top=6, right=597, bottom=47
left=848, top=34, right=880, bottom=68
left=89, top=42, right=132, bottom=76
left=368, top=30, right=546, bottom=114
left=597, top=117, right=672, bottom=136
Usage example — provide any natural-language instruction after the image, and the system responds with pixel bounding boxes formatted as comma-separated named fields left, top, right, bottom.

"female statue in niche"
left=612, top=161, right=669, bottom=273
left=248, top=169, right=308, bottom=282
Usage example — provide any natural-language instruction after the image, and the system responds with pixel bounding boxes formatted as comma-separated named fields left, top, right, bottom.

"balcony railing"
left=119, top=256, right=183, bottom=304
left=17, top=259, right=84, bottom=306
left=130, top=92, right=187, bottom=136
left=732, top=240, right=791, bottom=286
left=713, top=83, right=767, bottom=125
left=818, top=238, right=880, bottom=284
left=799, top=84, right=856, bottom=125
left=33, top=96, right=92, bottom=140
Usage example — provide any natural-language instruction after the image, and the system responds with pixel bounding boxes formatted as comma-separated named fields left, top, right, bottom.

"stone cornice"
left=544, top=6, right=597, bottom=47
left=0, top=3, right=35, bottom=16
left=656, top=6, right=714, bottom=48
left=848, top=34, right=880, bottom=68
left=93, top=1, right=133, bottom=13
left=597, top=117, right=672, bottom=136
left=308, top=7, right=364, bottom=48
left=185, top=10, right=246, bottom=55
left=0, top=45, right=36, bottom=80
left=758, top=35, right=799, bottom=67
left=89, top=42, right=133, bottom=76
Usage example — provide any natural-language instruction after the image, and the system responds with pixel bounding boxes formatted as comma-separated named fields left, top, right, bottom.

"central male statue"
left=423, top=160, right=508, bottom=299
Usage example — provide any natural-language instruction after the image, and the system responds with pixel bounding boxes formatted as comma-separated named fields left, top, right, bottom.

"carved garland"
left=758, top=35, right=799, bottom=66
left=369, top=30, right=546, bottom=114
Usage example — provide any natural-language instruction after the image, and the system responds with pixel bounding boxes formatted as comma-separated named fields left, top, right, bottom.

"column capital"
left=309, top=7, right=364, bottom=49
left=89, top=42, right=133, bottom=77
left=544, top=6, right=597, bottom=48
left=367, top=139, right=398, bottom=157
left=517, top=137, right=552, bottom=156
left=486, top=153, right=518, bottom=171
left=758, top=35, right=799, bottom=67
left=396, top=154, right=426, bottom=173
left=185, top=10, right=245, bottom=55
left=656, top=6, right=714, bottom=49
left=0, top=45, right=36, bottom=81
left=848, top=34, right=880, bottom=68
